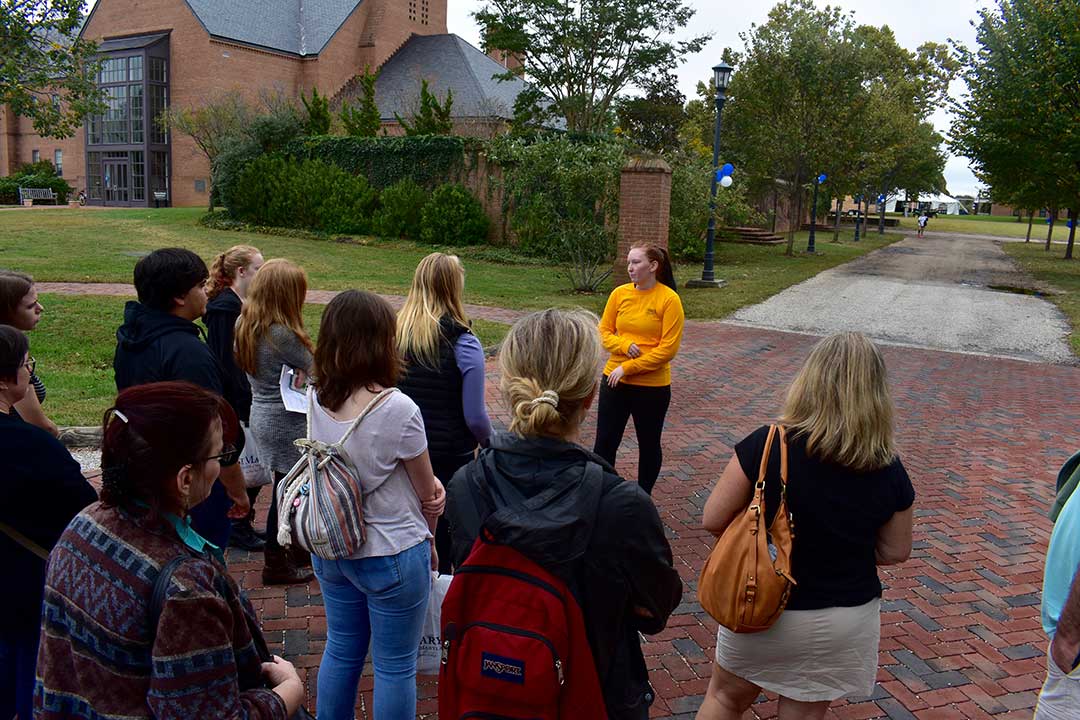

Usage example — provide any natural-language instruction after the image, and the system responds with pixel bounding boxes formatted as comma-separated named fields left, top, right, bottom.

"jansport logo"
left=480, top=652, right=525, bottom=684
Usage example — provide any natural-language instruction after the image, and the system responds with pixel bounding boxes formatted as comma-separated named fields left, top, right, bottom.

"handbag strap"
left=305, top=386, right=398, bottom=447
left=0, top=520, right=49, bottom=560
left=147, top=555, right=189, bottom=643
left=751, top=425, right=789, bottom=516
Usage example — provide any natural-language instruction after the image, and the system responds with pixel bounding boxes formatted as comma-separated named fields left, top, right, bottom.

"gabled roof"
left=181, top=0, right=363, bottom=56
left=374, top=34, right=528, bottom=120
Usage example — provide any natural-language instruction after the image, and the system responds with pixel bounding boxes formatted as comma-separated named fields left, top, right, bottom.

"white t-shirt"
left=917, top=214, right=929, bottom=227
left=309, top=388, right=432, bottom=559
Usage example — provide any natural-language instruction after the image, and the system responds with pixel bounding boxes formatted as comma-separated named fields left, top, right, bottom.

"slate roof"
left=97, top=33, right=169, bottom=52
left=374, top=34, right=529, bottom=121
left=181, top=0, right=363, bottom=56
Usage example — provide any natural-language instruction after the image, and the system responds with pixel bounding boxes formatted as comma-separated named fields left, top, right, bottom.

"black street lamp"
left=807, top=173, right=826, bottom=254
left=854, top=193, right=864, bottom=242
left=687, top=61, right=734, bottom=289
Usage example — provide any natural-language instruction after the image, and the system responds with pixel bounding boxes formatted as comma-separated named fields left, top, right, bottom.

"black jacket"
left=114, top=301, right=223, bottom=394
left=447, top=433, right=683, bottom=720
left=0, top=411, right=96, bottom=633
left=204, top=289, right=252, bottom=423
left=398, top=317, right=477, bottom=460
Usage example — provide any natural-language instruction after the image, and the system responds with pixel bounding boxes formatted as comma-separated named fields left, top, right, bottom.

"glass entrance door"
left=103, top=160, right=129, bottom=204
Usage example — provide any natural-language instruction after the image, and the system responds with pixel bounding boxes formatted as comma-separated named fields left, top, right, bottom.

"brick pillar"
left=614, top=156, right=672, bottom=285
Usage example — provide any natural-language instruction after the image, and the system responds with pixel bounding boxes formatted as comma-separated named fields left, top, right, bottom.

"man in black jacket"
left=113, top=248, right=249, bottom=547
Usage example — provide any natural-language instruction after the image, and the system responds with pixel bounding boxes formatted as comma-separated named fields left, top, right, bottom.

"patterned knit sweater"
left=36, top=502, right=287, bottom=720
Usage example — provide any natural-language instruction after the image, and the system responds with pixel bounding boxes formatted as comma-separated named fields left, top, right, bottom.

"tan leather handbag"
left=697, top=424, right=796, bottom=633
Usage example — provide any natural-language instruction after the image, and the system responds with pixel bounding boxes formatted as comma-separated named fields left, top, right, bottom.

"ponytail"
left=205, top=244, right=261, bottom=299
left=633, top=243, right=677, bottom=292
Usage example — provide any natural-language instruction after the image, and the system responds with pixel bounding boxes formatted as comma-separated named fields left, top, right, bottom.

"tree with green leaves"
left=396, top=79, right=453, bottom=136
left=340, top=67, right=381, bottom=137
left=1, top=0, right=103, bottom=138
left=615, top=73, right=686, bottom=154
left=301, top=87, right=331, bottom=135
left=951, top=0, right=1079, bottom=259
left=475, top=0, right=709, bottom=134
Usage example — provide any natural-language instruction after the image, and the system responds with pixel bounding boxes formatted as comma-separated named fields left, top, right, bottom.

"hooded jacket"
left=447, top=433, right=683, bottom=720
left=113, top=301, right=223, bottom=394
left=204, top=288, right=252, bottom=423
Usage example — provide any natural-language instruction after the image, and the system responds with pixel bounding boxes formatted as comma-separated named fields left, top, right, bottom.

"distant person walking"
left=594, top=243, right=684, bottom=494
left=917, top=212, right=929, bottom=237
left=235, top=258, right=315, bottom=585
left=204, top=244, right=266, bottom=551
left=397, top=253, right=492, bottom=574
left=696, top=332, right=914, bottom=720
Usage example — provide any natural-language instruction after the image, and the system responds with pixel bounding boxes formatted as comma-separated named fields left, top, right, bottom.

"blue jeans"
left=0, top=627, right=38, bottom=720
left=313, top=541, right=431, bottom=720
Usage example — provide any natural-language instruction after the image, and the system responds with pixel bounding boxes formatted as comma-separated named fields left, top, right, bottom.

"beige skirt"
left=714, top=598, right=881, bottom=702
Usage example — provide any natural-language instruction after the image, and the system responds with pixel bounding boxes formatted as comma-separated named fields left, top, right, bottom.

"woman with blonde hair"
left=446, top=309, right=682, bottom=719
left=594, top=242, right=684, bottom=494
left=697, top=332, right=915, bottom=720
left=204, top=244, right=265, bottom=550
left=235, top=258, right=315, bottom=584
left=397, top=252, right=491, bottom=573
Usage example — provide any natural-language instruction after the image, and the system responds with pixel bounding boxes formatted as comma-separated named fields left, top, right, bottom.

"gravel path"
left=727, top=232, right=1074, bottom=364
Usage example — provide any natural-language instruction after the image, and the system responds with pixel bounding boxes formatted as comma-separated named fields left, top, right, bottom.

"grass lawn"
left=891, top=212, right=1063, bottom=240
left=1000, top=243, right=1080, bottom=356
left=3, top=208, right=901, bottom=425
left=31, top=293, right=511, bottom=426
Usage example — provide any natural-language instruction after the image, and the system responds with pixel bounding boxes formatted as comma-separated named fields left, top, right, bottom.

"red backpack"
left=438, top=532, right=608, bottom=720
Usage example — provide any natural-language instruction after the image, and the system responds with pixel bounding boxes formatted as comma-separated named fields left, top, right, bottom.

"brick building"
left=0, top=0, right=528, bottom=207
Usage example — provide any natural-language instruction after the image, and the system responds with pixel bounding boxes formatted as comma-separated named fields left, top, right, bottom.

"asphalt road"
left=726, top=232, right=1074, bottom=364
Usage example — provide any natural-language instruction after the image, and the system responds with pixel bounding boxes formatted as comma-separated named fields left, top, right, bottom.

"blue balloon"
left=817, top=173, right=827, bottom=184
left=878, top=194, right=886, bottom=203
left=721, top=162, right=734, bottom=176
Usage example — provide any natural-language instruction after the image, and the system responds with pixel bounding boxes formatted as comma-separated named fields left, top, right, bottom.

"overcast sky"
left=448, top=0, right=994, bottom=197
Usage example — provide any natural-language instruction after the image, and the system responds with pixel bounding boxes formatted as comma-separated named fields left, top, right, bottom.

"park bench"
left=18, top=187, right=57, bottom=205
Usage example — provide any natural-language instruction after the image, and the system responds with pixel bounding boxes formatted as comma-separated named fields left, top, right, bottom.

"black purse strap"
left=148, top=555, right=188, bottom=643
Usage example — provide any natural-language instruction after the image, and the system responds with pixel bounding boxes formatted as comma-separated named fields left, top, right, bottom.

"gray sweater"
left=247, top=324, right=314, bottom=474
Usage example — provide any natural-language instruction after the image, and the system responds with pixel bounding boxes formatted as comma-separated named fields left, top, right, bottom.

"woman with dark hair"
left=397, top=252, right=492, bottom=573
left=593, top=243, right=685, bottom=494
left=204, top=244, right=266, bottom=551
left=235, top=258, right=315, bottom=584
left=0, top=270, right=57, bottom=435
left=0, top=325, right=95, bottom=720
left=35, top=381, right=304, bottom=720
left=306, top=289, right=445, bottom=720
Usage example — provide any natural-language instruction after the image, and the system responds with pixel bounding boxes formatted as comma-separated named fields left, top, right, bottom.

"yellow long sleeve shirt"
left=599, top=282, right=685, bottom=387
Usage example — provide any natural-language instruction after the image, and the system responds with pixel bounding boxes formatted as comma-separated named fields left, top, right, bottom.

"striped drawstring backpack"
left=276, top=387, right=396, bottom=559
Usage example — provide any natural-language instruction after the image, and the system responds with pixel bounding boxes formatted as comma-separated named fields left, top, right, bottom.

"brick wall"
left=613, top=157, right=672, bottom=285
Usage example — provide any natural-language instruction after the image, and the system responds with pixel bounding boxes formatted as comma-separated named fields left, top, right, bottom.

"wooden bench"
left=18, top=187, right=57, bottom=205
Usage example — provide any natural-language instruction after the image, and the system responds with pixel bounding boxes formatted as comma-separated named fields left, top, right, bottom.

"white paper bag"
left=239, top=422, right=273, bottom=489
left=416, top=572, right=453, bottom=675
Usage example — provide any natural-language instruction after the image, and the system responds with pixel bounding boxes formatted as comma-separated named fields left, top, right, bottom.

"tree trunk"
left=1045, top=210, right=1056, bottom=251
left=786, top=172, right=803, bottom=257
left=1025, top=211, right=1033, bottom=242
left=1066, top=208, right=1076, bottom=260
left=832, top=196, right=841, bottom=243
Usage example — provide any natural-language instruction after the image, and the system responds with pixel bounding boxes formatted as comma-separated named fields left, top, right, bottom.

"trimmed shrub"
left=372, top=178, right=429, bottom=239
left=284, top=135, right=467, bottom=189
left=0, top=172, right=72, bottom=204
left=230, top=155, right=379, bottom=235
left=420, top=184, right=489, bottom=245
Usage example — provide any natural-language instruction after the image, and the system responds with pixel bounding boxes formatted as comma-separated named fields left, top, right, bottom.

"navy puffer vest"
left=398, top=316, right=477, bottom=460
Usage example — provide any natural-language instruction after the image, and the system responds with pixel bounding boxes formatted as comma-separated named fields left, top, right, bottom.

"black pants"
left=431, top=450, right=476, bottom=574
left=593, top=380, right=671, bottom=494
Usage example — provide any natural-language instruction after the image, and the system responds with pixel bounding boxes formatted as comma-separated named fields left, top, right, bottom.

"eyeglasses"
left=23, top=356, right=35, bottom=375
left=200, top=444, right=239, bottom=466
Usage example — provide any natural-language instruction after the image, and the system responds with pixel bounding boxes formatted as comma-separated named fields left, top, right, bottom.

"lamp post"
left=806, top=173, right=826, bottom=254
left=687, top=61, right=734, bottom=289
left=854, top=194, right=863, bottom=242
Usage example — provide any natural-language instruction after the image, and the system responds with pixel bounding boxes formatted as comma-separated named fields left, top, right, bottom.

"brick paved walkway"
left=221, top=319, right=1080, bottom=719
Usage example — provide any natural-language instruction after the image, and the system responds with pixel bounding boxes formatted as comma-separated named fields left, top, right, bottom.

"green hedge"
left=283, top=135, right=466, bottom=189
left=0, top=173, right=72, bottom=205
left=421, top=184, right=489, bottom=245
left=372, top=178, right=429, bottom=240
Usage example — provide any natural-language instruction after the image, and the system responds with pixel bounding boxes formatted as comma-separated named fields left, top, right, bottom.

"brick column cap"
left=622, top=156, right=672, bottom=174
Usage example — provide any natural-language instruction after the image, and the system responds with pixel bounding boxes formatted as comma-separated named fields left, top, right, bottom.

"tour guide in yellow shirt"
left=594, top=243, right=685, bottom=494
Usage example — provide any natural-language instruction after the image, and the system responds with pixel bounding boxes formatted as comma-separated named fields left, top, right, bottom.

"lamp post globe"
left=687, top=61, right=735, bottom=289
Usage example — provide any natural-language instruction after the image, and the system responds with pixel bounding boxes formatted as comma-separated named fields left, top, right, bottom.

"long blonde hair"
left=499, top=308, right=602, bottom=439
left=779, top=332, right=896, bottom=471
left=206, top=245, right=261, bottom=299
left=235, top=259, right=313, bottom=375
left=397, top=253, right=469, bottom=368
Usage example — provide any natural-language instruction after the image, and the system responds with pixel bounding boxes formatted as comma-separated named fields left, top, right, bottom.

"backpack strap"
left=334, top=388, right=398, bottom=448
left=147, top=555, right=188, bottom=646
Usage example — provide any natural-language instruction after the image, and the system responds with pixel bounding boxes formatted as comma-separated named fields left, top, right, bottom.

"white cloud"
left=449, top=0, right=994, bottom=196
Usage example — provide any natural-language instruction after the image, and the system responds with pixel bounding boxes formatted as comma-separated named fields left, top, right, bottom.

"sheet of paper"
left=279, top=365, right=308, bottom=414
